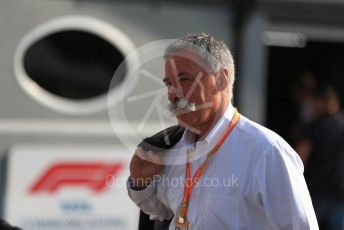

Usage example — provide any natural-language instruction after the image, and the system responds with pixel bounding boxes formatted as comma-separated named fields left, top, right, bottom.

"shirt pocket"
left=200, top=193, right=240, bottom=230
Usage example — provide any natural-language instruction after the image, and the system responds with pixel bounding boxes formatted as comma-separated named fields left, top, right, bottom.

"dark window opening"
left=24, top=30, right=127, bottom=100
left=266, top=41, right=344, bottom=144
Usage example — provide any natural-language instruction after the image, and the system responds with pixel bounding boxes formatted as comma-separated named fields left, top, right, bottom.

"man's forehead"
left=164, top=59, right=206, bottom=78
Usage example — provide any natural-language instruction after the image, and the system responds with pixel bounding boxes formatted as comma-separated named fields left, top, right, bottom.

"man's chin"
left=176, top=114, right=197, bottom=127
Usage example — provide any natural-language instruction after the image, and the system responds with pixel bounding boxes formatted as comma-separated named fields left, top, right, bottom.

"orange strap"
left=178, top=108, right=240, bottom=221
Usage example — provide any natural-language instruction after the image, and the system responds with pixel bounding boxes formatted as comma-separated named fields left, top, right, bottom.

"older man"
left=127, top=34, right=318, bottom=230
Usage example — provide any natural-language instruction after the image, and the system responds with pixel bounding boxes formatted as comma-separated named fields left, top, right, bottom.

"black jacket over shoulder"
left=137, top=125, right=185, bottom=230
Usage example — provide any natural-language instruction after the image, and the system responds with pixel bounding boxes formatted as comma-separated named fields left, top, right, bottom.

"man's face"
left=164, top=50, right=222, bottom=131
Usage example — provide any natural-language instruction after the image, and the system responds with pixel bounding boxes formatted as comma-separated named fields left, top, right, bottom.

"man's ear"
left=216, top=68, right=229, bottom=91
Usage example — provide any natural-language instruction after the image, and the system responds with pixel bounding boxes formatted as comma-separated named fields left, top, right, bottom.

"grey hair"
left=164, top=33, right=235, bottom=99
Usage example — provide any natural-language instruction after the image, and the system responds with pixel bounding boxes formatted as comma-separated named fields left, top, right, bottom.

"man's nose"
left=167, top=85, right=183, bottom=102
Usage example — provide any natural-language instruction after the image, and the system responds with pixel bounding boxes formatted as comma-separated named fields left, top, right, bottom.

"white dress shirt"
left=127, top=105, right=319, bottom=230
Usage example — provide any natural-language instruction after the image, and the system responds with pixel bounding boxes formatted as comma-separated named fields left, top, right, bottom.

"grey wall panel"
left=0, top=0, right=233, bottom=119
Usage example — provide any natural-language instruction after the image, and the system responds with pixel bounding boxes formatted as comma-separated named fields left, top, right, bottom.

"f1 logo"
left=29, top=162, right=124, bottom=194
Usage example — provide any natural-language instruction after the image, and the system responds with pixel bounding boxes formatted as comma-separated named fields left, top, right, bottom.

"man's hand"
left=129, top=148, right=164, bottom=189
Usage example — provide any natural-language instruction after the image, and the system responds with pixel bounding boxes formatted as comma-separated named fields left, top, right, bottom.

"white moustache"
left=168, top=98, right=196, bottom=113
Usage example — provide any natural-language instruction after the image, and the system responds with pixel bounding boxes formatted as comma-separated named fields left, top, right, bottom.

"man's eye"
left=164, top=81, right=172, bottom=86
left=180, top=78, right=191, bottom=82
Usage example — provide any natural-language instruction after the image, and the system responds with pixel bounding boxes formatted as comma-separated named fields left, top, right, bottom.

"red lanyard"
left=175, top=108, right=240, bottom=229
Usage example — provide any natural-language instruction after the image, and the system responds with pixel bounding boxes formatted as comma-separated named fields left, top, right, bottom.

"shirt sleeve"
left=254, top=143, right=319, bottom=230
left=126, top=178, right=174, bottom=222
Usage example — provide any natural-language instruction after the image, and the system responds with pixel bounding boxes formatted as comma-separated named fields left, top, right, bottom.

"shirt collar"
left=181, top=104, right=235, bottom=148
